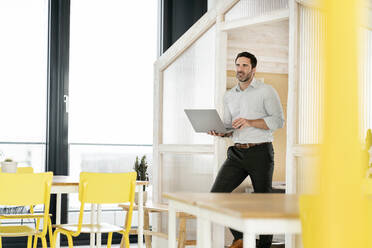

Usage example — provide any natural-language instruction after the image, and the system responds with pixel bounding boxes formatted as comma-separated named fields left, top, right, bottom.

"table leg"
left=138, top=187, right=143, bottom=248
left=197, top=217, right=211, bottom=248
left=97, top=204, right=102, bottom=248
left=90, top=204, right=96, bottom=248
left=168, top=201, right=177, bottom=248
left=243, top=233, right=256, bottom=248
left=55, top=193, right=62, bottom=248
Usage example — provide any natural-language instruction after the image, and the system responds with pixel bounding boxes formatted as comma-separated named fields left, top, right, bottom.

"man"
left=208, top=52, right=284, bottom=248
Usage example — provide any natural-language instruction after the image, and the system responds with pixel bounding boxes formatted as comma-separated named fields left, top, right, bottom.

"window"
left=68, top=0, right=156, bottom=213
left=0, top=0, right=157, bottom=244
left=0, top=0, right=48, bottom=173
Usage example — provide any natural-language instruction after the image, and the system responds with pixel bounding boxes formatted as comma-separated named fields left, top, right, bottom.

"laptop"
left=184, top=109, right=234, bottom=134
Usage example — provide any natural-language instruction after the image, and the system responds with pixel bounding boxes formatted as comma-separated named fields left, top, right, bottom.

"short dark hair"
left=235, top=52, right=257, bottom=68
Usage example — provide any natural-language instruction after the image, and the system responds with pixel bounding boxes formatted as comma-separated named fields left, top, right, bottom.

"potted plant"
left=1, top=158, right=18, bottom=173
left=133, top=155, right=149, bottom=204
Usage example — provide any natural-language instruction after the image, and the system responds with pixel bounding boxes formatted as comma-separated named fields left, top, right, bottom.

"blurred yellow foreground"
left=301, top=0, right=372, bottom=247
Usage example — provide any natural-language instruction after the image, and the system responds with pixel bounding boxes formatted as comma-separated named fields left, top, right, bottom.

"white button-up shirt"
left=223, top=78, right=285, bottom=143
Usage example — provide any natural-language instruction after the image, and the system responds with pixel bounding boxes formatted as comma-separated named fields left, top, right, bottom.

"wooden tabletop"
left=163, top=192, right=299, bottom=219
left=52, top=176, right=79, bottom=186
left=52, top=176, right=149, bottom=186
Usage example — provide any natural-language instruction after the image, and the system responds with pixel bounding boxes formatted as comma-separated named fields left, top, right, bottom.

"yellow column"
left=315, top=0, right=371, bottom=247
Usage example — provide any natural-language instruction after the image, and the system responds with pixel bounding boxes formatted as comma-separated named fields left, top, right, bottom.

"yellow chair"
left=0, top=167, right=54, bottom=248
left=0, top=172, right=53, bottom=248
left=52, top=172, right=137, bottom=248
left=0, top=167, right=35, bottom=213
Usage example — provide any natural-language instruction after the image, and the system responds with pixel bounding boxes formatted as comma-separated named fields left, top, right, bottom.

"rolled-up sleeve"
left=223, top=94, right=232, bottom=126
left=263, top=86, right=285, bottom=131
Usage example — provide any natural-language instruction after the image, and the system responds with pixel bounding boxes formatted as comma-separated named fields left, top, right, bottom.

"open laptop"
left=184, top=109, right=234, bottom=134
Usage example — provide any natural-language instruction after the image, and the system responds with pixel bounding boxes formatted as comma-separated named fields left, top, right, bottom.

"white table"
left=163, top=193, right=301, bottom=248
left=52, top=176, right=148, bottom=248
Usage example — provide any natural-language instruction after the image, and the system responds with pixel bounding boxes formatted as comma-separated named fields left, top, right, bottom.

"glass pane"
left=69, top=0, right=157, bottom=145
left=159, top=153, right=214, bottom=241
left=225, top=0, right=289, bottom=22
left=68, top=145, right=152, bottom=210
left=0, top=144, right=46, bottom=173
left=297, top=6, right=325, bottom=144
left=162, top=25, right=216, bottom=144
left=0, top=0, right=48, bottom=142
left=161, top=153, right=214, bottom=198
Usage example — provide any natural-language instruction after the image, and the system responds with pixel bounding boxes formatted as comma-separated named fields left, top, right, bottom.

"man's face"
left=235, top=57, right=255, bottom=82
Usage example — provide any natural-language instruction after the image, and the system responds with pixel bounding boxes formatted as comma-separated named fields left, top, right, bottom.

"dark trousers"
left=210, top=143, right=274, bottom=248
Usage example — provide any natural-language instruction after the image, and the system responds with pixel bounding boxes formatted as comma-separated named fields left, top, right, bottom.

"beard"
left=236, top=70, right=253, bottom=82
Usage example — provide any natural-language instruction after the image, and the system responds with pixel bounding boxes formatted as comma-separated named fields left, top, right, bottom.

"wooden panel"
left=227, top=20, right=289, bottom=74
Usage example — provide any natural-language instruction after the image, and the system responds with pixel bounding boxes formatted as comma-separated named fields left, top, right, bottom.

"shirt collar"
left=235, top=78, right=258, bottom=92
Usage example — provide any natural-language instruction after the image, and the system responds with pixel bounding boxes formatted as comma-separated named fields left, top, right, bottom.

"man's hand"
left=207, top=131, right=225, bottom=137
left=232, top=118, right=251, bottom=129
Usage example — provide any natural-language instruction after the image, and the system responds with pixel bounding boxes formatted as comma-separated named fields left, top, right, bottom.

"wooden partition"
left=153, top=0, right=294, bottom=246
left=152, top=0, right=372, bottom=247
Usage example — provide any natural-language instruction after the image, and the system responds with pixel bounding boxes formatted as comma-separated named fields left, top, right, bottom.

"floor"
left=65, top=245, right=144, bottom=248
left=67, top=245, right=140, bottom=248
left=66, top=244, right=285, bottom=248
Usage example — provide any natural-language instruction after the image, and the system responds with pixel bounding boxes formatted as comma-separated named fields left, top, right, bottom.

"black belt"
left=234, top=142, right=270, bottom=149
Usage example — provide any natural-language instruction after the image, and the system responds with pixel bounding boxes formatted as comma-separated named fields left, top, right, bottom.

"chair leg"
left=67, top=234, right=74, bottom=248
left=121, top=211, right=129, bottom=248
left=41, top=236, right=47, bottom=248
left=48, top=217, right=54, bottom=248
left=120, top=232, right=125, bottom=248
left=34, top=218, right=41, bottom=248
left=144, top=210, right=152, bottom=248
left=0, top=236, right=2, bottom=248
left=33, top=236, right=38, bottom=248
left=124, top=234, right=130, bottom=248
left=27, top=236, right=33, bottom=248
left=52, top=230, right=60, bottom=248
left=177, top=217, right=187, bottom=248
left=107, top=232, right=113, bottom=248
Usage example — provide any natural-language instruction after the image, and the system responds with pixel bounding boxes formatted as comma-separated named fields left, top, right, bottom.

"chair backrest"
left=0, top=166, right=36, bottom=214
left=0, top=166, right=34, bottom=173
left=79, top=172, right=137, bottom=204
left=0, top=172, right=53, bottom=206
left=16, top=167, right=34, bottom=173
